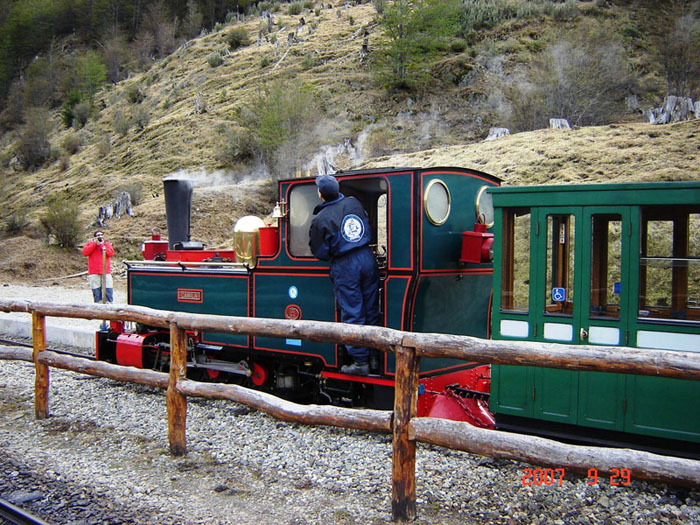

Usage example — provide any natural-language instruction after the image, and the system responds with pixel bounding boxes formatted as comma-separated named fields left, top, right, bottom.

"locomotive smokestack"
left=163, top=178, right=193, bottom=250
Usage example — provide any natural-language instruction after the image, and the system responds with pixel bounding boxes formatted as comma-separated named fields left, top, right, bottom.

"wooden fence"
left=1, top=298, right=700, bottom=522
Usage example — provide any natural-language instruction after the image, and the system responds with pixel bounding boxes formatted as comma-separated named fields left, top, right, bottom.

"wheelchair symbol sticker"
left=552, top=287, right=566, bottom=302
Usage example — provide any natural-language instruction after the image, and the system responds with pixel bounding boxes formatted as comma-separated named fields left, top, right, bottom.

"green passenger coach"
left=489, top=181, right=700, bottom=450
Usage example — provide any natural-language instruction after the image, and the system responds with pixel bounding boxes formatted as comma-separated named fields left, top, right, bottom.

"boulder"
left=485, top=127, right=510, bottom=140
left=549, top=118, right=571, bottom=130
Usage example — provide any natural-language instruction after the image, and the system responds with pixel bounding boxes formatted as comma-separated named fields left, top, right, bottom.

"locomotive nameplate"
left=177, top=288, right=203, bottom=303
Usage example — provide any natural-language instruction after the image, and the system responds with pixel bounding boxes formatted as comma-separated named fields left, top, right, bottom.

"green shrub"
left=132, top=106, right=150, bottom=130
left=114, top=111, right=131, bottom=136
left=125, top=84, right=145, bottom=104
left=301, top=53, right=317, bottom=69
left=450, top=39, right=467, bottom=53
left=72, top=100, right=92, bottom=128
left=242, top=80, right=323, bottom=176
left=3, top=213, right=29, bottom=237
left=287, top=2, right=303, bottom=15
left=207, top=51, right=224, bottom=67
left=40, top=194, right=82, bottom=249
left=260, top=56, right=271, bottom=68
left=61, top=90, right=84, bottom=128
left=217, top=126, right=259, bottom=165
left=97, top=135, right=111, bottom=157
left=227, top=27, right=251, bottom=50
left=16, top=108, right=52, bottom=170
left=62, top=132, right=82, bottom=155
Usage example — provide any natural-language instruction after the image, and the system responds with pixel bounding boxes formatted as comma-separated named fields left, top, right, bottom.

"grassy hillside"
left=0, top=1, right=698, bottom=284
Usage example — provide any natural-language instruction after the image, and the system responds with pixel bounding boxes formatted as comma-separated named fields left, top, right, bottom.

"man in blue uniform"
left=309, top=175, right=380, bottom=376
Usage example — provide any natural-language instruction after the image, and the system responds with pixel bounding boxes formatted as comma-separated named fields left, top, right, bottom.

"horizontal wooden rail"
left=401, top=332, right=700, bottom=380
left=38, top=350, right=169, bottom=388
left=2, top=299, right=699, bottom=380
left=0, top=345, right=32, bottom=362
left=0, top=300, right=171, bottom=328
left=410, top=417, right=700, bottom=487
left=176, top=379, right=393, bottom=433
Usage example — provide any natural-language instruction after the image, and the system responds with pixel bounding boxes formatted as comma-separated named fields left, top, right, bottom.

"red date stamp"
left=522, top=467, right=631, bottom=486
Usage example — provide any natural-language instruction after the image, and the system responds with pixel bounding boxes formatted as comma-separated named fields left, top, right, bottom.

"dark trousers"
left=330, top=247, right=380, bottom=364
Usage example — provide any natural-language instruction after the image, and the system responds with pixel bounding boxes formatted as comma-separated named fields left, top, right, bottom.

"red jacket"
left=82, top=241, right=114, bottom=274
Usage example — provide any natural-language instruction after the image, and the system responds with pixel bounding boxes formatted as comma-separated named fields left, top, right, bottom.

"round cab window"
left=424, top=179, right=451, bottom=226
left=475, top=186, right=494, bottom=228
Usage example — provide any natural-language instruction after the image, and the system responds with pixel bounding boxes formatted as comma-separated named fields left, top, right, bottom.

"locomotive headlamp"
left=233, top=215, right=266, bottom=267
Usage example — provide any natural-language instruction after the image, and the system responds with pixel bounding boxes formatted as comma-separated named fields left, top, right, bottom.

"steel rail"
left=0, top=337, right=95, bottom=361
left=0, top=497, right=49, bottom=525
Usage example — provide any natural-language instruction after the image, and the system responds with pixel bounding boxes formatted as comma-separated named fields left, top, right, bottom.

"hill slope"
left=0, top=2, right=698, bottom=284
left=1, top=118, right=698, bottom=285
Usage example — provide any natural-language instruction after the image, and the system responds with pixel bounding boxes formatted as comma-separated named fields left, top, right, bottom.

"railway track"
left=0, top=337, right=95, bottom=361
left=0, top=497, right=49, bottom=525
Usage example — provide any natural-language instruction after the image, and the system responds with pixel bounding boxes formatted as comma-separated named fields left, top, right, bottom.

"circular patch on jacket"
left=341, top=214, right=364, bottom=242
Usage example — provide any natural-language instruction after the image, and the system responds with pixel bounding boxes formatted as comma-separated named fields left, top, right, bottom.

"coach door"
left=532, top=207, right=631, bottom=429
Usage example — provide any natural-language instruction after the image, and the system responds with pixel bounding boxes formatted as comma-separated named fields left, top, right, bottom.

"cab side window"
left=288, top=184, right=320, bottom=257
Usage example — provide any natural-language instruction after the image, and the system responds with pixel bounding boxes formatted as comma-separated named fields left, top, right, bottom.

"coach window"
left=639, top=208, right=700, bottom=322
left=545, top=214, right=575, bottom=316
left=590, top=214, right=622, bottom=318
left=501, top=208, right=530, bottom=312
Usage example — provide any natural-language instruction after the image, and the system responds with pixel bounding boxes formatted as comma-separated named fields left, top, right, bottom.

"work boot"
left=369, top=356, right=379, bottom=374
left=340, top=362, right=369, bottom=376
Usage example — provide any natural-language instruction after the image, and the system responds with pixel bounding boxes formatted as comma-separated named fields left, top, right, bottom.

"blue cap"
left=316, top=175, right=339, bottom=199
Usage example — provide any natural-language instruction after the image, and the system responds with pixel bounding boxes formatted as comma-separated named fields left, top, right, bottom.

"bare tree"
left=660, top=13, right=700, bottom=97
left=504, top=20, right=635, bottom=131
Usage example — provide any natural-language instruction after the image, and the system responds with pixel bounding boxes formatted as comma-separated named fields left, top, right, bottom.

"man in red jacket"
left=82, top=230, right=115, bottom=304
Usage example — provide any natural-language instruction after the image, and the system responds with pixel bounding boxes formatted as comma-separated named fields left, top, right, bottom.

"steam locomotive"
left=95, top=167, right=700, bottom=452
left=96, top=167, right=499, bottom=427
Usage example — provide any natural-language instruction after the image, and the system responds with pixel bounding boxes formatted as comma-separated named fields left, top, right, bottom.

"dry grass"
left=362, top=121, right=700, bottom=186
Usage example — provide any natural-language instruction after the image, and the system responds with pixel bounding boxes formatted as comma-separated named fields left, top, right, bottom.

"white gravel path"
left=0, top=282, right=127, bottom=343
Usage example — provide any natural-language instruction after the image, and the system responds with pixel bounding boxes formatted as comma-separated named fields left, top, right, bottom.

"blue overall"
left=330, top=247, right=380, bottom=363
left=309, top=194, right=380, bottom=364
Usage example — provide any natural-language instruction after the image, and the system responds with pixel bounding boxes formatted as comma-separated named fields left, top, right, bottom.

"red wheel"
left=251, top=362, right=269, bottom=386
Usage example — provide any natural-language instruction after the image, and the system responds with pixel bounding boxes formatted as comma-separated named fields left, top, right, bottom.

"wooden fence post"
left=392, top=344, right=419, bottom=521
left=167, top=321, right=187, bottom=455
left=32, top=311, right=49, bottom=419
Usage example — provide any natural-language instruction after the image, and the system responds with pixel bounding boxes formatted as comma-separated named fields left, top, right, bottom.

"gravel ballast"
left=1, top=285, right=699, bottom=523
